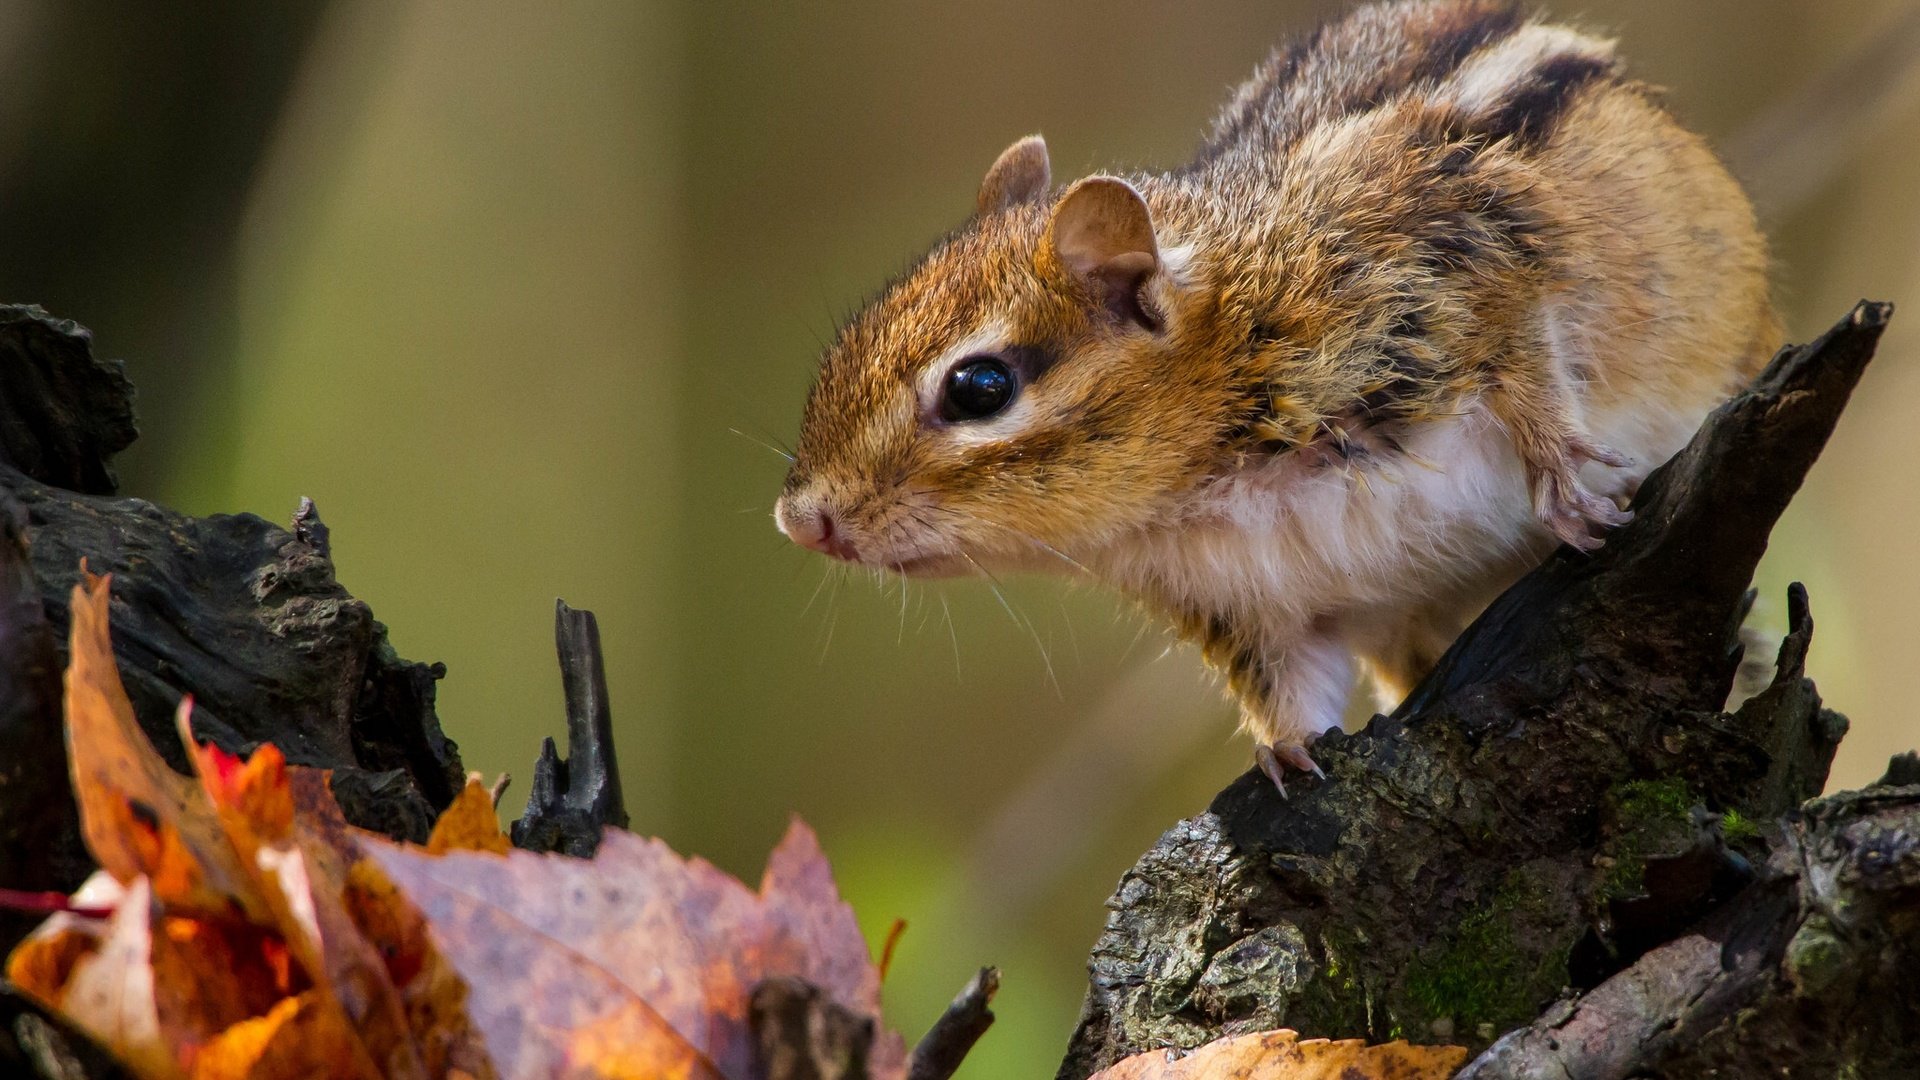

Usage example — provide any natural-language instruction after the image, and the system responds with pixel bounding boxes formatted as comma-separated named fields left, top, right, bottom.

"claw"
left=1255, top=742, right=1325, bottom=796
left=1254, top=744, right=1290, bottom=798
left=1276, top=744, right=1324, bottom=778
left=1540, top=471, right=1634, bottom=551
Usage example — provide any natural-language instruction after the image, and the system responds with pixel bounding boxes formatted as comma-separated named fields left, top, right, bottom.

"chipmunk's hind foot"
left=1255, top=742, right=1326, bottom=798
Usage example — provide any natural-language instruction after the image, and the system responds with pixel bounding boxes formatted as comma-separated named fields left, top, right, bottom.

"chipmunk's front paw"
left=1537, top=441, right=1634, bottom=551
left=1538, top=474, right=1632, bottom=551
left=1569, top=434, right=1632, bottom=471
left=1254, top=741, right=1325, bottom=798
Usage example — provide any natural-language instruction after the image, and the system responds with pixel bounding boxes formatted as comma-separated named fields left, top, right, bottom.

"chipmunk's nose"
left=775, top=496, right=861, bottom=562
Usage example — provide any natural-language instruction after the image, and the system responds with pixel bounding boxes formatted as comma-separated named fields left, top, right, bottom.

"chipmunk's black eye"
left=942, top=356, right=1015, bottom=421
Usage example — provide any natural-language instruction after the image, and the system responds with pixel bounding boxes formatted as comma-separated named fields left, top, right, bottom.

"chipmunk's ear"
left=978, top=135, right=1051, bottom=214
left=1045, top=176, right=1161, bottom=330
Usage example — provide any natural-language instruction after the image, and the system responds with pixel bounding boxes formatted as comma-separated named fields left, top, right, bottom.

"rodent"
left=774, top=0, right=1779, bottom=793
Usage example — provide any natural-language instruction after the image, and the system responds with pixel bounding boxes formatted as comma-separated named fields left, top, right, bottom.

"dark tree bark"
left=0, top=307, right=465, bottom=838
left=1459, top=778, right=1920, bottom=1079
left=0, top=303, right=466, bottom=847
left=0, top=478, right=86, bottom=955
left=510, top=601, right=631, bottom=857
left=1057, top=302, right=1908, bottom=1078
left=1, top=300, right=1910, bottom=1079
left=0, top=301, right=465, bottom=933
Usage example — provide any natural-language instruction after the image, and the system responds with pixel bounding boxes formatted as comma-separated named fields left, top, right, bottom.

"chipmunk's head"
left=776, top=136, right=1226, bottom=576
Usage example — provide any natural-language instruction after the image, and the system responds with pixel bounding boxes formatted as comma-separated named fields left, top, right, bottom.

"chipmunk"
left=774, top=0, right=1778, bottom=793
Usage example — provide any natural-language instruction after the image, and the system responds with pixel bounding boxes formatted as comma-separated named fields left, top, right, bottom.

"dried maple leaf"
left=62, top=569, right=268, bottom=920
left=15, top=570, right=903, bottom=1080
left=11, top=572, right=470, bottom=1079
left=1087, top=1029, right=1468, bottom=1080
left=188, top=991, right=373, bottom=1080
left=364, top=819, right=908, bottom=1080
left=176, top=718, right=433, bottom=1080
left=11, top=875, right=175, bottom=1078
left=8, top=870, right=314, bottom=1079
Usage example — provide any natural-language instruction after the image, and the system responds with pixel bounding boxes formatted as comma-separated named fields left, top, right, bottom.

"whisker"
left=975, top=519, right=1097, bottom=577
left=1057, top=594, right=1083, bottom=667
left=729, top=427, right=796, bottom=463
left=800, top=564, right=835, bottom=620
left=938, top=592, right=963, bottom=679
left=959, top=551, right=1059, bottom=694
left=817, top=576, right=842, bottom=665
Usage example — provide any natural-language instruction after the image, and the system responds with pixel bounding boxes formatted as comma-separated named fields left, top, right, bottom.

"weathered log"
left=1458, top=775, right=1920, bottom=1078
left=1057, top=302, right=1894, bottom=1078
left=0, top=305, right=471, bottom=1076
left=0, top=308, right=136, bottom=497
left=0, top=490, right=86, bottom=944
left=0, top=306, right=465, bottom=845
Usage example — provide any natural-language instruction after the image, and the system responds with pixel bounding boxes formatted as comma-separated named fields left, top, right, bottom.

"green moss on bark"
left=1401, top=865, right=1574, bottom=1035
left=1601, top=778, right=1698, bottom=899
left=1720, top=807, right=1761, bottom=843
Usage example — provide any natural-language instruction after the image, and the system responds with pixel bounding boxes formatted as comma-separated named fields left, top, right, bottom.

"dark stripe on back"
left=1199, top=0, right=1524, bottom=162
left=1478, top=52, right=1617, bottom=150
left=1396, top=3, right=1526, bottom=96
left=1322, top=2, right=1527, bottom=120
left=1199, top=26, right=1323, bottom=162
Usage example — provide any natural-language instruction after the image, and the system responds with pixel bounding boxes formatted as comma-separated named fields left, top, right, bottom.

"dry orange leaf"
left=181, top=707, right=295, bottom=851
left=1087, top=1029, right=1468, bottom=1080
left=284, top=763, right=493, bottom=1080
left=10, top=875, right=177, bottom=1079
left=176, top=711, right=435, bottom=1079
left=63, top=570, right=267, bottom=920
left=426, top=779, right=512, bottom=856
left=15, top=572, right=455, bottom=1079
left=364, top=819, right=908, bottom=1080
left=16, top=570, right=903, bottom=1080
left=340, top=853, right=494, bottom=1079
left=188, top=991, right=372, bottom=1080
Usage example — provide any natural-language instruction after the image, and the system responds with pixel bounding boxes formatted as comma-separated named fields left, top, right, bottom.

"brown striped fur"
left=776, top=0, right=1779, bottom=778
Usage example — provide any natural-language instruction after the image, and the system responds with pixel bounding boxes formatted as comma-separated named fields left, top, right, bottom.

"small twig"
left=509, top=600, right=630, bottom=856
left=907, top=967, right=999, bottom=1080
left=488, top=772, right=511, bottom=808
left=878, top=918, right=907, bottom=983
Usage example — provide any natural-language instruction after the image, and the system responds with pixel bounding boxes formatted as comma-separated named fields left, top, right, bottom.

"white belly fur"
left=1092, top=379, right=1720, bottom=742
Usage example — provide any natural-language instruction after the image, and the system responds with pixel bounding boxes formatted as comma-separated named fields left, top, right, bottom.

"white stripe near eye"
left=914, top=319, right=1045, bottom=446
left=942, top=390, right=1042, bottom=447
left=914, top=320, right=1012, bottom=409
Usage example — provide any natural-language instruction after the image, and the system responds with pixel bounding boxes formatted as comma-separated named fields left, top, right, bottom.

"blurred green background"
left=3, top=0, right=1916, bottom=1073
